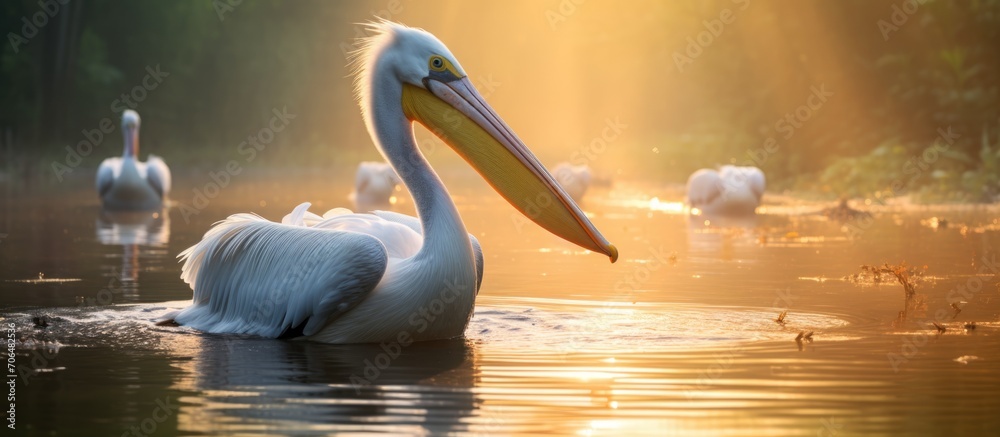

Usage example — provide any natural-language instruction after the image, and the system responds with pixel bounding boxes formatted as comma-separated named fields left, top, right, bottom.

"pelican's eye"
left=429, top=56, right=446, bottom=71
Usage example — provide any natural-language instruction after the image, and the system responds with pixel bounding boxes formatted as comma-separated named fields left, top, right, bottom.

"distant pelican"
left=551, top=162, right=592, bottom=201
left=686, top=165, right=765, bottom=215
left=353, top=161, right=401, bottom=205
left=164, top=21, right=617, bottom=344
left=96, top=110, right=171, bottom=210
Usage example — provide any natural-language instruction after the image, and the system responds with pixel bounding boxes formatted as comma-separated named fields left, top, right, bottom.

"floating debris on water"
left=932, top=322, right=947, bottom=333
left=775, top=311, right=787, bottom=326
left=32, top=316, right=49, bottom=329
left=951, top=303, right=963, bottom=318
left=920, top=216, right=949, bottom=229
left=965, top=321, right=977, bottom=331
left=794, top=331, right=814, bottom=350
left=819, top=199, right=871, bottom=221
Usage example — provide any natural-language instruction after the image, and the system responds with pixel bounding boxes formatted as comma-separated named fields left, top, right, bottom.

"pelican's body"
left=167, top=22, right=616, bottom=344
left=686, top=165, right=765, bottom=215
left=96, top=110, right=171, bottom=210
left=551, top=163, right=592, bottom=201
left=353, top=161, right=401, bottom=205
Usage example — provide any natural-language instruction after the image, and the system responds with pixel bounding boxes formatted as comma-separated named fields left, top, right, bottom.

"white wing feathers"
left=175, top=211, right=389, bottom=338
left=146, top=154, right=172, bottom=198
left=281, top=204, right=423, bottom=259
left=686, top=168, right=724, bottom=207
left=96, top=158, right=119, bottom=197
left=470, top=235, right=485, bottom=294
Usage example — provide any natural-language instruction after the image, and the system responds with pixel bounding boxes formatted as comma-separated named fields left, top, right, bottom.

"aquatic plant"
left=774, top=311, right=787, bottom=326
left=846, top=262, right=925, bottom=298
left=847, top=262, right=930, bottom=322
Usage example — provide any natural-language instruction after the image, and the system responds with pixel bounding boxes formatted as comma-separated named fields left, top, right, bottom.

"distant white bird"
left=162, top=21, right=617, bottom=344
left=551, top=163, right=592, bottom=201
left=96, top=110, right=171, bottom=210
left=686, top=165, right=765, bottom=215
left=354, top=161, right=401, bottom=205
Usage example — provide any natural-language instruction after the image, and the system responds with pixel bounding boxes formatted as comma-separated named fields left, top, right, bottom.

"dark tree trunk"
left=39, top=0, right=85, bottom=143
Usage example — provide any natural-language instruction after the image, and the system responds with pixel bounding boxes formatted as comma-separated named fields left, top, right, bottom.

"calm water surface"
left=2, top=169, right=999, bottom=436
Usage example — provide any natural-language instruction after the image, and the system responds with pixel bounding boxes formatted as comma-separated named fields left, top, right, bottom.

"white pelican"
left=96, top=110, right=171, bottom=210
left=551, top=162, right=592, bottom=201
left=353, top=161, right=401, bottom=205
left=164, top=21, right=617, bottom=344
left=686, top=165, right=765, bottom=215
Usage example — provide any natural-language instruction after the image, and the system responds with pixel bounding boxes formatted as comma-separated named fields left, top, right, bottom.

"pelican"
left=353, top=161, right=401, bottom=205
left=686, top=165, right=765, bottom=215
left=96, top=110, right=171, bottom=210
left=164, top=21, right=617, bottom=344
left=551, top=162, right=592, bottom=201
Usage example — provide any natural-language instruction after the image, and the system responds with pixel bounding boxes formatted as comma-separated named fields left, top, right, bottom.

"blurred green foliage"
left=650, top=0, right=1000, bottom=201
left=1, top=0, right=366, bottom=174
left=0, top=0, right=998, bottom=201
left=819, top=122, right=1000, bottom=202
left=811, top=0, right=1000, bottom=202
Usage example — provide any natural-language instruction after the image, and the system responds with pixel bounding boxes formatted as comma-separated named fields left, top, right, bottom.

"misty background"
left=2, top=0, right=998, bottom=200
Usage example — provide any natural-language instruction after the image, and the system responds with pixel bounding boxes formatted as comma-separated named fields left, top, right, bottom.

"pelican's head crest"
left=349, top=20, right=467, bottom=113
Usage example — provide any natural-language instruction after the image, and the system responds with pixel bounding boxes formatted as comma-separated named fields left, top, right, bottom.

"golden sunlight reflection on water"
left=3, top=173, right=1000, bottom=435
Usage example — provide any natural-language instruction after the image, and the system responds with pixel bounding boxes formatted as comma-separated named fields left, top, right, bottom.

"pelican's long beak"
left=401, top=78, right=618, bottom=263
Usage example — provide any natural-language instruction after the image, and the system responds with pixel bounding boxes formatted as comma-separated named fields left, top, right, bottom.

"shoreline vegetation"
left=3, top=131, right=998, bottom=205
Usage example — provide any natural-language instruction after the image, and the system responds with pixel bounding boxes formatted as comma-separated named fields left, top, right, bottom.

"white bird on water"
left=686, top=165, right=765, bottom=215
left=96, top=110, right=171, bottom=210
left=163, top=21, right=618, bottom=344
left=551, top=162, right=592, bottom=202
left=353, top=161, right=401, bottom=205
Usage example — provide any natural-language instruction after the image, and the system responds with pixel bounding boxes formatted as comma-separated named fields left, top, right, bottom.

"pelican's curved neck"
left=123, top=126, right=138, bottom=159
left=365, top=68, right=472, bottom=262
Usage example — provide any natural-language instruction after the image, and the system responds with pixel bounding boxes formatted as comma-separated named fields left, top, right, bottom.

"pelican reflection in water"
left=163, top=335, right=478, bottom=435
left=95, top=209, right=170, bottom=302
